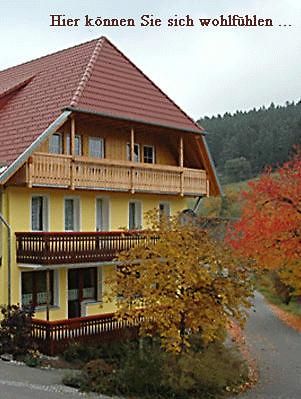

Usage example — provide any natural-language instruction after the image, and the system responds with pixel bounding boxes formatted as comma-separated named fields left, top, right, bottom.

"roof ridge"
left=0, top=37, right=100, bottom=75
left=70, top=37, right=105, bottom=107
left=102, top=37, right=204, bottom=133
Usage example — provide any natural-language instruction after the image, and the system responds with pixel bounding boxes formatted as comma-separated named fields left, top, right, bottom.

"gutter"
left=0, top=111, right=72, bottom=185
left=65, top=106, right=206, bottom=136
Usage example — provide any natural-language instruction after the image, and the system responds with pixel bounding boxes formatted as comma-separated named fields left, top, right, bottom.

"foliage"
left=227, top=152, right=301, bottom=295
left=0, top=304, right=35, bottom=357
left=63, top=338, right=248, bottom=399
left=199, top=101, right=301, bottom=183
left=23, top=349, right=41, bottom=367
left=223, top=157, right=252, bottom=184
left=106, top=211, right=253, bottom=352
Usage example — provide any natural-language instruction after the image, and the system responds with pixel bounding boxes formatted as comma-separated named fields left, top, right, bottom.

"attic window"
left=49, top=133, right=62, bottom=154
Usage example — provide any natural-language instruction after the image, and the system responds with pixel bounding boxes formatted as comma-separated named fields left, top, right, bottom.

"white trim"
left=128, top=200, right=143, bottom=230
left=48, top=132, right=63, bottom=154
left=88, top=136, right=105, bottom=158
left=126, top=142, right=140, bottom=162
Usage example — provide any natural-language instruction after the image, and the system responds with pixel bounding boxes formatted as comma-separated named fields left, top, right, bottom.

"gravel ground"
left=236, top=291, right=301, bottom=399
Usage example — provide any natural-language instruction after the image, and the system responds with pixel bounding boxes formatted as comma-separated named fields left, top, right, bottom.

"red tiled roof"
left=0, top=37, right=202, bottom=169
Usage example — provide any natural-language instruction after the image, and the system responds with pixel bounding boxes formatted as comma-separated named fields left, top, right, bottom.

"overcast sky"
left=0, top=0, right=300, bottom=119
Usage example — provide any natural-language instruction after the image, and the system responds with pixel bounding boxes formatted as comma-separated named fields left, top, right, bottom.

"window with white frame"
left=89, top=137, right=104, bottom=158
left=66, top=134, right=82, bottom=156
left=49, top=133, right=62, bottom=154
left=64, top=198, right=80, bottom=231
left=31, top=196, right=49, bottom=231
left=21, top=270, right=54, bottom=307
left=96, top=198, right=109, bottom=232
left=143, top=145, right=155, bottom=164
left=126, top=143, right=140, bottom=162
left=128, top=201, right=142, bottom=230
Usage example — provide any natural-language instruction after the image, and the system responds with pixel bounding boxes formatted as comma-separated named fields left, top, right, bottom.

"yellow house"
left=0, top=37, right=220, bottom=335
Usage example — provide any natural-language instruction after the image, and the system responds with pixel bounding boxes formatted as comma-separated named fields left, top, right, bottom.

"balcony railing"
left=26, top=153, right=208, bottom=196
left=16, top=231, right=158, bottom=265
left=32, top=313, right=139, bottom=355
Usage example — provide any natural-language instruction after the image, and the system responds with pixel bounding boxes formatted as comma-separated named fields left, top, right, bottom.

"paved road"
left=238, top=292, right=301, bottom=399
left=0, top=361, right=107, bottom=399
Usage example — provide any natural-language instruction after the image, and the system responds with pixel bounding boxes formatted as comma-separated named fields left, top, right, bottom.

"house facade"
left=0, top=37, right=220, bottom=323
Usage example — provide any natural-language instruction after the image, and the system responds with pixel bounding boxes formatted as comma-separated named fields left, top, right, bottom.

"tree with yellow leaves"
left=106, top=212, right=253, bottom=352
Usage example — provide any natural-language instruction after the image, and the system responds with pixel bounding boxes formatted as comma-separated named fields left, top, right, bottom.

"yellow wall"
left=0, top=186, right=188, bottom=320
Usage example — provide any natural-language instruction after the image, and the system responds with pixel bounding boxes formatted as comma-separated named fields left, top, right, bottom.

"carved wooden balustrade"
left=16, top=230, right=159, bottom=265
left=26, top=153, right=208, bottom=196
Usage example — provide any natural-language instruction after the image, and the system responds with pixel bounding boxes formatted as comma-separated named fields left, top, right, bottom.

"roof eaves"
left=65, top=106, right=206, bottom=136
left=70, top=37, right=105, bottom=107
left=0, top=111, right=71, bottom=185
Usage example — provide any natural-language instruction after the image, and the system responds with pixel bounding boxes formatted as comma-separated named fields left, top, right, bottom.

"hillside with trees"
left=198, top=101, right=301, bottom=184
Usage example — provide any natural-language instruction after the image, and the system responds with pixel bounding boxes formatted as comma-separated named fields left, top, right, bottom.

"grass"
left=256, top=274, right=301, bottom=317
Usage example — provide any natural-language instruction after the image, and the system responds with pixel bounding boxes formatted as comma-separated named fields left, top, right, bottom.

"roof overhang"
left=0, top=111, right=71, bottom=185
left=65, top=106, right=206, bottom=136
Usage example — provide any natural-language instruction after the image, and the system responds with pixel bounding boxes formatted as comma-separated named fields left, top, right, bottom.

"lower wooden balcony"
left=16, top=231, right=158, bottom=265
left=24, top=153, right=208, bottom=196
left=32, top=313, right=139, bottom=355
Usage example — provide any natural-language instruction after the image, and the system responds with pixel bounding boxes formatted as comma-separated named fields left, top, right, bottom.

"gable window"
left=66, top=134, right=82, bottom=156
left=126, top=143, right=140, bottom=162
left=129, top=201, right=142, bottom=230
left=96, top=198, right=109, bottom=231
left=89, top=137, right=104, bottom=158
left=22, top=271, right=54, bottom=307
left=143, top=145, right=155, bottom=164
left=31, top=196, right=48, bottom=231
left=64, top=198, right=80, bottom=231
left=49, top=133, right=62, bottom=154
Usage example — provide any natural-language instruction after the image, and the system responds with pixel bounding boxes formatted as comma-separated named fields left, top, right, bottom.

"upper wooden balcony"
left=24, top=152, right=208, bottom=196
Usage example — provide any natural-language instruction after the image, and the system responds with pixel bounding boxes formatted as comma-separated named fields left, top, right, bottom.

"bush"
left=64, top=338, right=248, bottom=398
left=0, top=304, right=35, bottom=358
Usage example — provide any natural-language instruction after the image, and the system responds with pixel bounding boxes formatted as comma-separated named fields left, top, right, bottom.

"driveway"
left=0, top=360, right=107, bottom=399
left=237, top=291, right=301, bottom=399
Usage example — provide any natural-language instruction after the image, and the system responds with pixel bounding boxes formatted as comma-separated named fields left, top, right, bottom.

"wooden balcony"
left=16, top=231, right=158, bottom=265
left=32, top=313, right=139, bottom=355
left=25, top=153, right=208, bottom=196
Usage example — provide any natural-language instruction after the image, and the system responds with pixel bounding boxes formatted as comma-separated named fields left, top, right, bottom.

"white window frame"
left=31, top=195, right=49, bottom=232
left=143, top=145, right=155, bottom=164
left=126, top=143, right=140, bottom=163
left=128, top=201, right=142, bottom=230
left=89, top=137, right=104, bottom=158
left=96, top=197, right=110, bottom=232
left=49, top=133, right=62, bottom=154
left=64, top=197, right=80, bottom=231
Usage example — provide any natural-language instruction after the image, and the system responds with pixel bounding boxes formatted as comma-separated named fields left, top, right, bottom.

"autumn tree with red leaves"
left=227, top=152, right=301, bottom=296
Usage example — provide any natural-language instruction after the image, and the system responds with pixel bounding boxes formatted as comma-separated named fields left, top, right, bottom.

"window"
left=143, top=145, right=155, bottom=164
left=89, top=137, right=104, bottom=158
left=126, top=143, right=140, bottom=162
left=96, top=198, right=109, bottom=231
left=159, top=203, right=170, bottom=221
left=64, top=198, right=80, bottom=231
left=22, top=271, right=54, bottom=307
left=49, top=133, right=62, bottom=154
left=66, top=134, right=82, bottom=156
left=31, top=196, right=48, bottom=231
left=129, top=201, right=142, bottom=230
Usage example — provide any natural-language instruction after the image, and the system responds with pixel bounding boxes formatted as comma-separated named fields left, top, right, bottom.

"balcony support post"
left=130, top=127, right=135, bottom=193
left=46, top=268, right=50, bottom=321
left=70, top=115, right=75, bottom=190
left=179, top=136, right=184, bottom=196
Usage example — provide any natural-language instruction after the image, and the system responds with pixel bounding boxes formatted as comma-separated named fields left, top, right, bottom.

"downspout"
left=0, top=210, right=12, bottom=306
left=192, top=195, right=205, bottom=214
